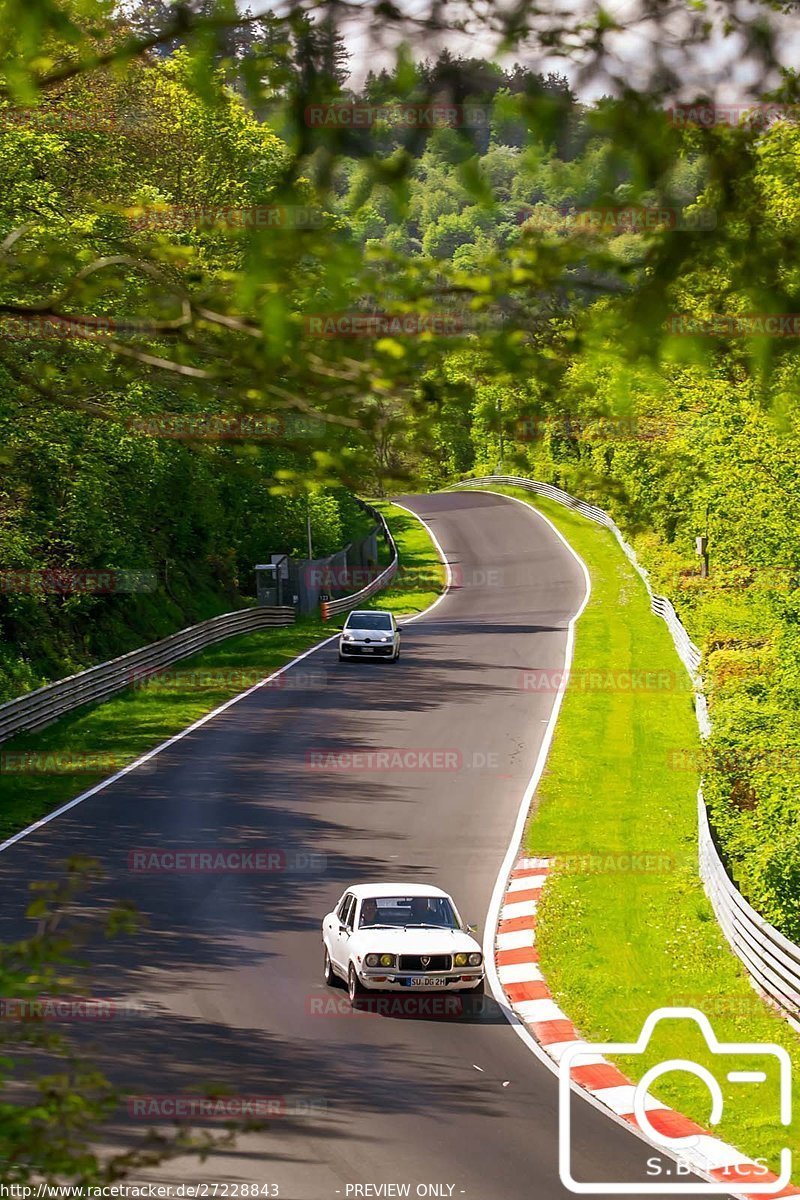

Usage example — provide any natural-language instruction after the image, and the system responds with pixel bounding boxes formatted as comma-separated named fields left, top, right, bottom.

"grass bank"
left=366, top=500, right=446, bottom=618
left=0, top=500, right=444, bottom=843
left=485, top=485, right=800, bottom=1180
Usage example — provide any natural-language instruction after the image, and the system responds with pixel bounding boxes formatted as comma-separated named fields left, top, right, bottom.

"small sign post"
left=695, top=535, right=709, bottom=579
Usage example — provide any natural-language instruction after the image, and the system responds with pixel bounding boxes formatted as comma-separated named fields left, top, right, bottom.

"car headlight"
left=365, top=953, right=396, bottom=968
left=343, top=633, right=355, bottom=641
left=454, top=952, right=468, bottom=967
left=468, top=952, right=483, bottom=966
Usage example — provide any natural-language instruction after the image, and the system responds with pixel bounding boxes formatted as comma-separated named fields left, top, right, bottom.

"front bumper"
left=359, top=972, right=484, bottom=991
left=339, top=641, right=395, bottom=657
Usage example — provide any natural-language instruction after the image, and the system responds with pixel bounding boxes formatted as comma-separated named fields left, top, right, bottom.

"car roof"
left=345, top=883, right=450, bottom=899
left=346, top=610, right=392, bottom=619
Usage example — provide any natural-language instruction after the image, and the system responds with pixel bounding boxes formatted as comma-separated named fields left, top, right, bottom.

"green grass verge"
left=0, top=500, right=445, bottom=843
left=485, top=485, right=800, bottom=1182
left=365, top=500, right=445, bottom=618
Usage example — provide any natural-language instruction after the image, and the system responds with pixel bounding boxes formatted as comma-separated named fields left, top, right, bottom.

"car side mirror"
left=466, top=924, right=478, bottom=935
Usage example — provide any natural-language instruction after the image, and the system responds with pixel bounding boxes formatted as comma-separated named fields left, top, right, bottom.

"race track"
left=0, top=490, right=722, bottom=1199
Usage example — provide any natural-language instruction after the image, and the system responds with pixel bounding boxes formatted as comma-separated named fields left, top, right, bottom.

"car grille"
left=398, top=954, right=452, bottom=972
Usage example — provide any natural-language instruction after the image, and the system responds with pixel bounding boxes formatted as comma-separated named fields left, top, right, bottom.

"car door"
left=323, top=892, right=345, bottom=955
left=330, top=893, right=356, bottom=971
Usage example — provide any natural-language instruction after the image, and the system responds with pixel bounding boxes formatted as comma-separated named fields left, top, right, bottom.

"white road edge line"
left=0, top=501, right=453, bottom=857
left=466, top=487, right=745, bottom=1195
left=474, top=488, right=590, bottom=1080
left=389, top=500, right=453, bottom=625
left=0, top=635, right=342, bottom=856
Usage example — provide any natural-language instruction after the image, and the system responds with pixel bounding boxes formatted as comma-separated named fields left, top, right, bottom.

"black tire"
left=337, top=652, right=345, bottom=662
left=348, top=964, right=365, bottom=1003
left=324, top=945, right=337, bottom=987
left=392, top=648, right=400, bottom=662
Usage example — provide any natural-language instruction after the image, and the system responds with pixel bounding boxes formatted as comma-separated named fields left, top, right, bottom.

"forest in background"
left=0, top=36, right=376, bottom=700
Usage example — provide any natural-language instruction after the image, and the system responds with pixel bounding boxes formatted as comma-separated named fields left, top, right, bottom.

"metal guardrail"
left=699, top=797, right=800, bottom=1021
left=320, top=502, right=398, bottom=620
left=453, top=474, right=799, bottom=1025
left=0, top=606, right=294, bottom=745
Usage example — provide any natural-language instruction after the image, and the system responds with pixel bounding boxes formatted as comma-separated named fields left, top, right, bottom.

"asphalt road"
left=0, top=490, right=722, bottom=1199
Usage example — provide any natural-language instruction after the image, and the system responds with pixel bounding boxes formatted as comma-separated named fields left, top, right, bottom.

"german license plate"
left=408, top=976, right=448, bottom=987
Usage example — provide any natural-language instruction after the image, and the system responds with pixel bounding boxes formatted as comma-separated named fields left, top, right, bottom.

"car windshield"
left=346, top=612, right=392, bottom=631
left=359, top=895, right=459, bottom=929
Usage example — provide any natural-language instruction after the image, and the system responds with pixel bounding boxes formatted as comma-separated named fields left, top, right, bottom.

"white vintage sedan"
left=322, top=883, right=484, bottom=1002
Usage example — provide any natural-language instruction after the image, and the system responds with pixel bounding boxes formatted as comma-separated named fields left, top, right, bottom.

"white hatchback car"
left=338, top=610, right=400, bottom=662
left=322, top=883, right=484, bottom=1002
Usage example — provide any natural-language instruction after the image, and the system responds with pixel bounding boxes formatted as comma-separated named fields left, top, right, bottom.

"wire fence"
left=452, top=474, right=798, bottom=1025
left=320, top=502, right=398, bottom=619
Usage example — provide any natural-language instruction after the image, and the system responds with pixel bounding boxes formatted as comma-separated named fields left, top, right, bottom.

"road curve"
left=0, top=490, right=721, bottom=1199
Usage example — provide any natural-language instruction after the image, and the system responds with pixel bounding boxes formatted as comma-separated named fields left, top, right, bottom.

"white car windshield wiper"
left=361, top=922, right=395, bottom=929
left=404, top=922, right=451, bottom=928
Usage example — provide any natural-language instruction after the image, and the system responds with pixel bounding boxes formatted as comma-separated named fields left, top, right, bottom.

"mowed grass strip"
left=0, top=500, right=445, bottom=842
left=486, top=485, right=800, bottom=1179
left=365, top=500, right=446, bottom=618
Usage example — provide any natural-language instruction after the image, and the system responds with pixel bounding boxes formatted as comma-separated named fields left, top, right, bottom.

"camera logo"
left=558, top=1007, right=792, bottom=1194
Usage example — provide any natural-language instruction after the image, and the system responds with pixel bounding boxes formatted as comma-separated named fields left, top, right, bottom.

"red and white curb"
left=496, top=857, right=799, bottom=1199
